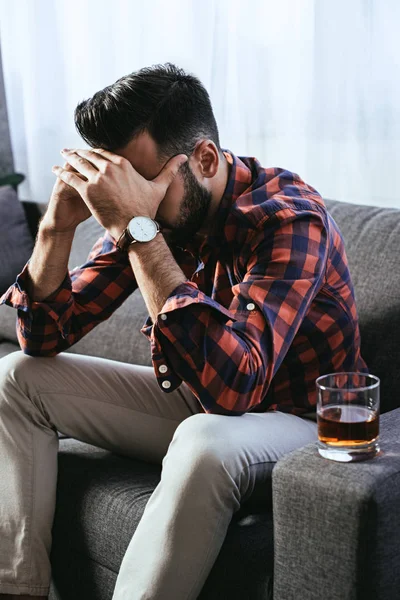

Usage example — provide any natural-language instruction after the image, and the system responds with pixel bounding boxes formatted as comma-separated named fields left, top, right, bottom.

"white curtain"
left=0, top=0, right=399, bottom=208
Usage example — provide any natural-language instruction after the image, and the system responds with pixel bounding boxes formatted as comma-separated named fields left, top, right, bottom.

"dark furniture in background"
left=0, top=197, right=399, bottom=600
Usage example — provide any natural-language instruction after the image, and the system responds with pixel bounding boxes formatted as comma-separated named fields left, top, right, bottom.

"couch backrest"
left=324, top=199, right=400, bottom=413
left=67, top=202, right=400, bottom=413
left=1, top=199, right=399, bottom=413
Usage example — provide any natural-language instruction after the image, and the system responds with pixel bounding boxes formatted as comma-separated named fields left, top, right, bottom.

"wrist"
left=108, top=216, right=132, bottom=243
left=110, top=214, right=158, bottom=246
left=108, top=225, right=127, bottom=244
left=39, top=218, right=77, bottom=240
left=127, top=230, right=165, bottom=254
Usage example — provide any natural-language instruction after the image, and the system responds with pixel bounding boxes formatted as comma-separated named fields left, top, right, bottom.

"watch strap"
left=116, top=227, right=135, bottom=252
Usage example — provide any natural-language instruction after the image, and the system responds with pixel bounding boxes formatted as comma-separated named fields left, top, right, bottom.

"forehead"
left=114, top=131, right=164, bottom=180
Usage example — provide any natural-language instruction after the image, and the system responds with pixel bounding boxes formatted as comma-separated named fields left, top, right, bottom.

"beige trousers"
left=0, top=350, right=318, bottom=599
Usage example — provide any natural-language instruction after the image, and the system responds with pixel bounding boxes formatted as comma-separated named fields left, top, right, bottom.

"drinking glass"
left=316, top=372, right=380, bottom=462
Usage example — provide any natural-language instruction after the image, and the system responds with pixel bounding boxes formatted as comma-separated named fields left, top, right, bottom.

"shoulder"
left=231, top=162, right=328, bottom=234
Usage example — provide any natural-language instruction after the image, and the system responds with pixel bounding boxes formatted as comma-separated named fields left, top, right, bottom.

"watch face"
left=128, top=217, right=157, bottom=242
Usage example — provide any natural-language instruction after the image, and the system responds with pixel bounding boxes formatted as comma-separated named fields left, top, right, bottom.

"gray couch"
left=1, top=198, right=399, bottom=600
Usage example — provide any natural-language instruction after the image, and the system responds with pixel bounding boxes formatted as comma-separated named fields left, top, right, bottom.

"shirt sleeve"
left=141, top=208, right=329, bottom=415
left=0, top=229, right=137, bottom=356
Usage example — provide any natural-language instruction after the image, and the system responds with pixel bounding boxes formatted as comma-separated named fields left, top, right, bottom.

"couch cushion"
left=324, top=199, right=400, bottom=413
left=0, top=185, right=33, bottom=294
left=0, top=341, right=19, bottom=358
left=49, top=438, right=274, bottom=600
left=65, top=217, right=151, bottom=366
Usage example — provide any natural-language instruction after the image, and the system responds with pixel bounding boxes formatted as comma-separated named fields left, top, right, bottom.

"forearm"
left=128, top=233, right=187, bottom=322
left=25, top=218, right=75, bottom=301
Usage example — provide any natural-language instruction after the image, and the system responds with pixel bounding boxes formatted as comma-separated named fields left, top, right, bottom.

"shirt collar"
left=184, top=149, right=254, bottom=257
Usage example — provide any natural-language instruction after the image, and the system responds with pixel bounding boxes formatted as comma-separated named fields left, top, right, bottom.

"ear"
left=192, top=140, right=220, bottom=178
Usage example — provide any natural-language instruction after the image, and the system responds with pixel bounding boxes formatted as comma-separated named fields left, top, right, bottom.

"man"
left=0, top=63, right=367, bottom=600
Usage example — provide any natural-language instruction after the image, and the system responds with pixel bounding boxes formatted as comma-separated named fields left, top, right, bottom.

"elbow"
left=201, top=349, right=269, bottom=415
left=205, top=403, right=247, bottom=416
left=230, top=346, right=269, bottom=412
left=21, top=345, right=61, bottom=358
left=17, top=330, right=66, bottom=357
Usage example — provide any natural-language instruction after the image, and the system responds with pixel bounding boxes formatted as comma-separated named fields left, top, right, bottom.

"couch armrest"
left=272, top=407, right=400, bottom=600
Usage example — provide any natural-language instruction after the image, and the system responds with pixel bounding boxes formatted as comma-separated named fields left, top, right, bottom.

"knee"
left=167, top=413, right=238, bottom=472
left=0, top=350, right=35, bottom=392
left=163, top=414, right=243, bottom=510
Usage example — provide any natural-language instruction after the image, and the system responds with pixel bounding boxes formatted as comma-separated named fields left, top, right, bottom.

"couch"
left=0, top=197, right=399, bottom=600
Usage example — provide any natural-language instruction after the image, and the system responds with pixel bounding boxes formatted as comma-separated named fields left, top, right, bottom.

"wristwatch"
left=116, top=216, right=162, bottom=251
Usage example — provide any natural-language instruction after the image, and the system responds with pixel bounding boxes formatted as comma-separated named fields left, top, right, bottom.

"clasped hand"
left=52, top=147, right=187, bottom=241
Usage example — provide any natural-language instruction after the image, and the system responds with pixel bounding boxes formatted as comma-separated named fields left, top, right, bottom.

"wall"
left=0, top=39, right=14, bottom=176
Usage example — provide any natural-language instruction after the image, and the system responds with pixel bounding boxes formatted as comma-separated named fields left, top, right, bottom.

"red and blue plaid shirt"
left=0, top=150, right=368, bottom=416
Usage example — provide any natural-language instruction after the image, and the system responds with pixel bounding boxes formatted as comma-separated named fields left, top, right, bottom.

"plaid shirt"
left=0, top=150, right=368, bottom=416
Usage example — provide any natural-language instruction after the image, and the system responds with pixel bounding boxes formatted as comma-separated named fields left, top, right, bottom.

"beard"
left=164, top=161, right=212, bottom=248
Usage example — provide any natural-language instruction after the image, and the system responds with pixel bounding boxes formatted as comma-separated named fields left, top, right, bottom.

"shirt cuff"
left=140, top=281, right=237, bottom=394
left=0, top=261, right=31, bottom=312
left=0, top=260, right=73, bottom=336
left=140, top=281, right=237, bottom=338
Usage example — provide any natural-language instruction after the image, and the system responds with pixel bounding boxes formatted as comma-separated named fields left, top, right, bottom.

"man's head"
left=74, top=63, right=228, bottom=246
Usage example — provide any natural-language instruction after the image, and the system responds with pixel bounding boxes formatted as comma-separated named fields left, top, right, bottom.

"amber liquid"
left=318, top=405, right=379, bottom=446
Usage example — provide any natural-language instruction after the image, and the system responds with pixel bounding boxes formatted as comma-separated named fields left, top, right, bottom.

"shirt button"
left=160, top=313, right=168, bottom=321
left=162, top=380, right=171, bottom=389
left=246, top=302, right=256, bottom=310
left=159, top=364, right=168, bottom=373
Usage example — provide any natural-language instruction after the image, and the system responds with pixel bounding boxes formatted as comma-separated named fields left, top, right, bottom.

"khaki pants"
left=0, top=350, right=318, bottom=599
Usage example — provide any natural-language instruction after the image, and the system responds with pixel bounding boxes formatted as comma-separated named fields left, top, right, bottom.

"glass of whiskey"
left=316, top=372, right=380, bottom=462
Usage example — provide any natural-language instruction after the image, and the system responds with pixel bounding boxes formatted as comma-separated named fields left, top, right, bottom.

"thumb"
left=153, top=154, right=188, bottom=191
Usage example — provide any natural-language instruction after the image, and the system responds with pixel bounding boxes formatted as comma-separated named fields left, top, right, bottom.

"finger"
left=152, top=154, right=188, bottom=192
left=72, top=148, right=113, bottom=171
left=60, top=149, right=98, bottom=179
left=52, top=165, right=86, bottom=193
left=91, top=147, right=125, bottom=165
left=63, top=161, right=87, bottom=180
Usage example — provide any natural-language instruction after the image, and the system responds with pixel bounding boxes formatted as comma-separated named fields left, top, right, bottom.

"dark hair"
left=74, top=62, right=221, bottom=160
